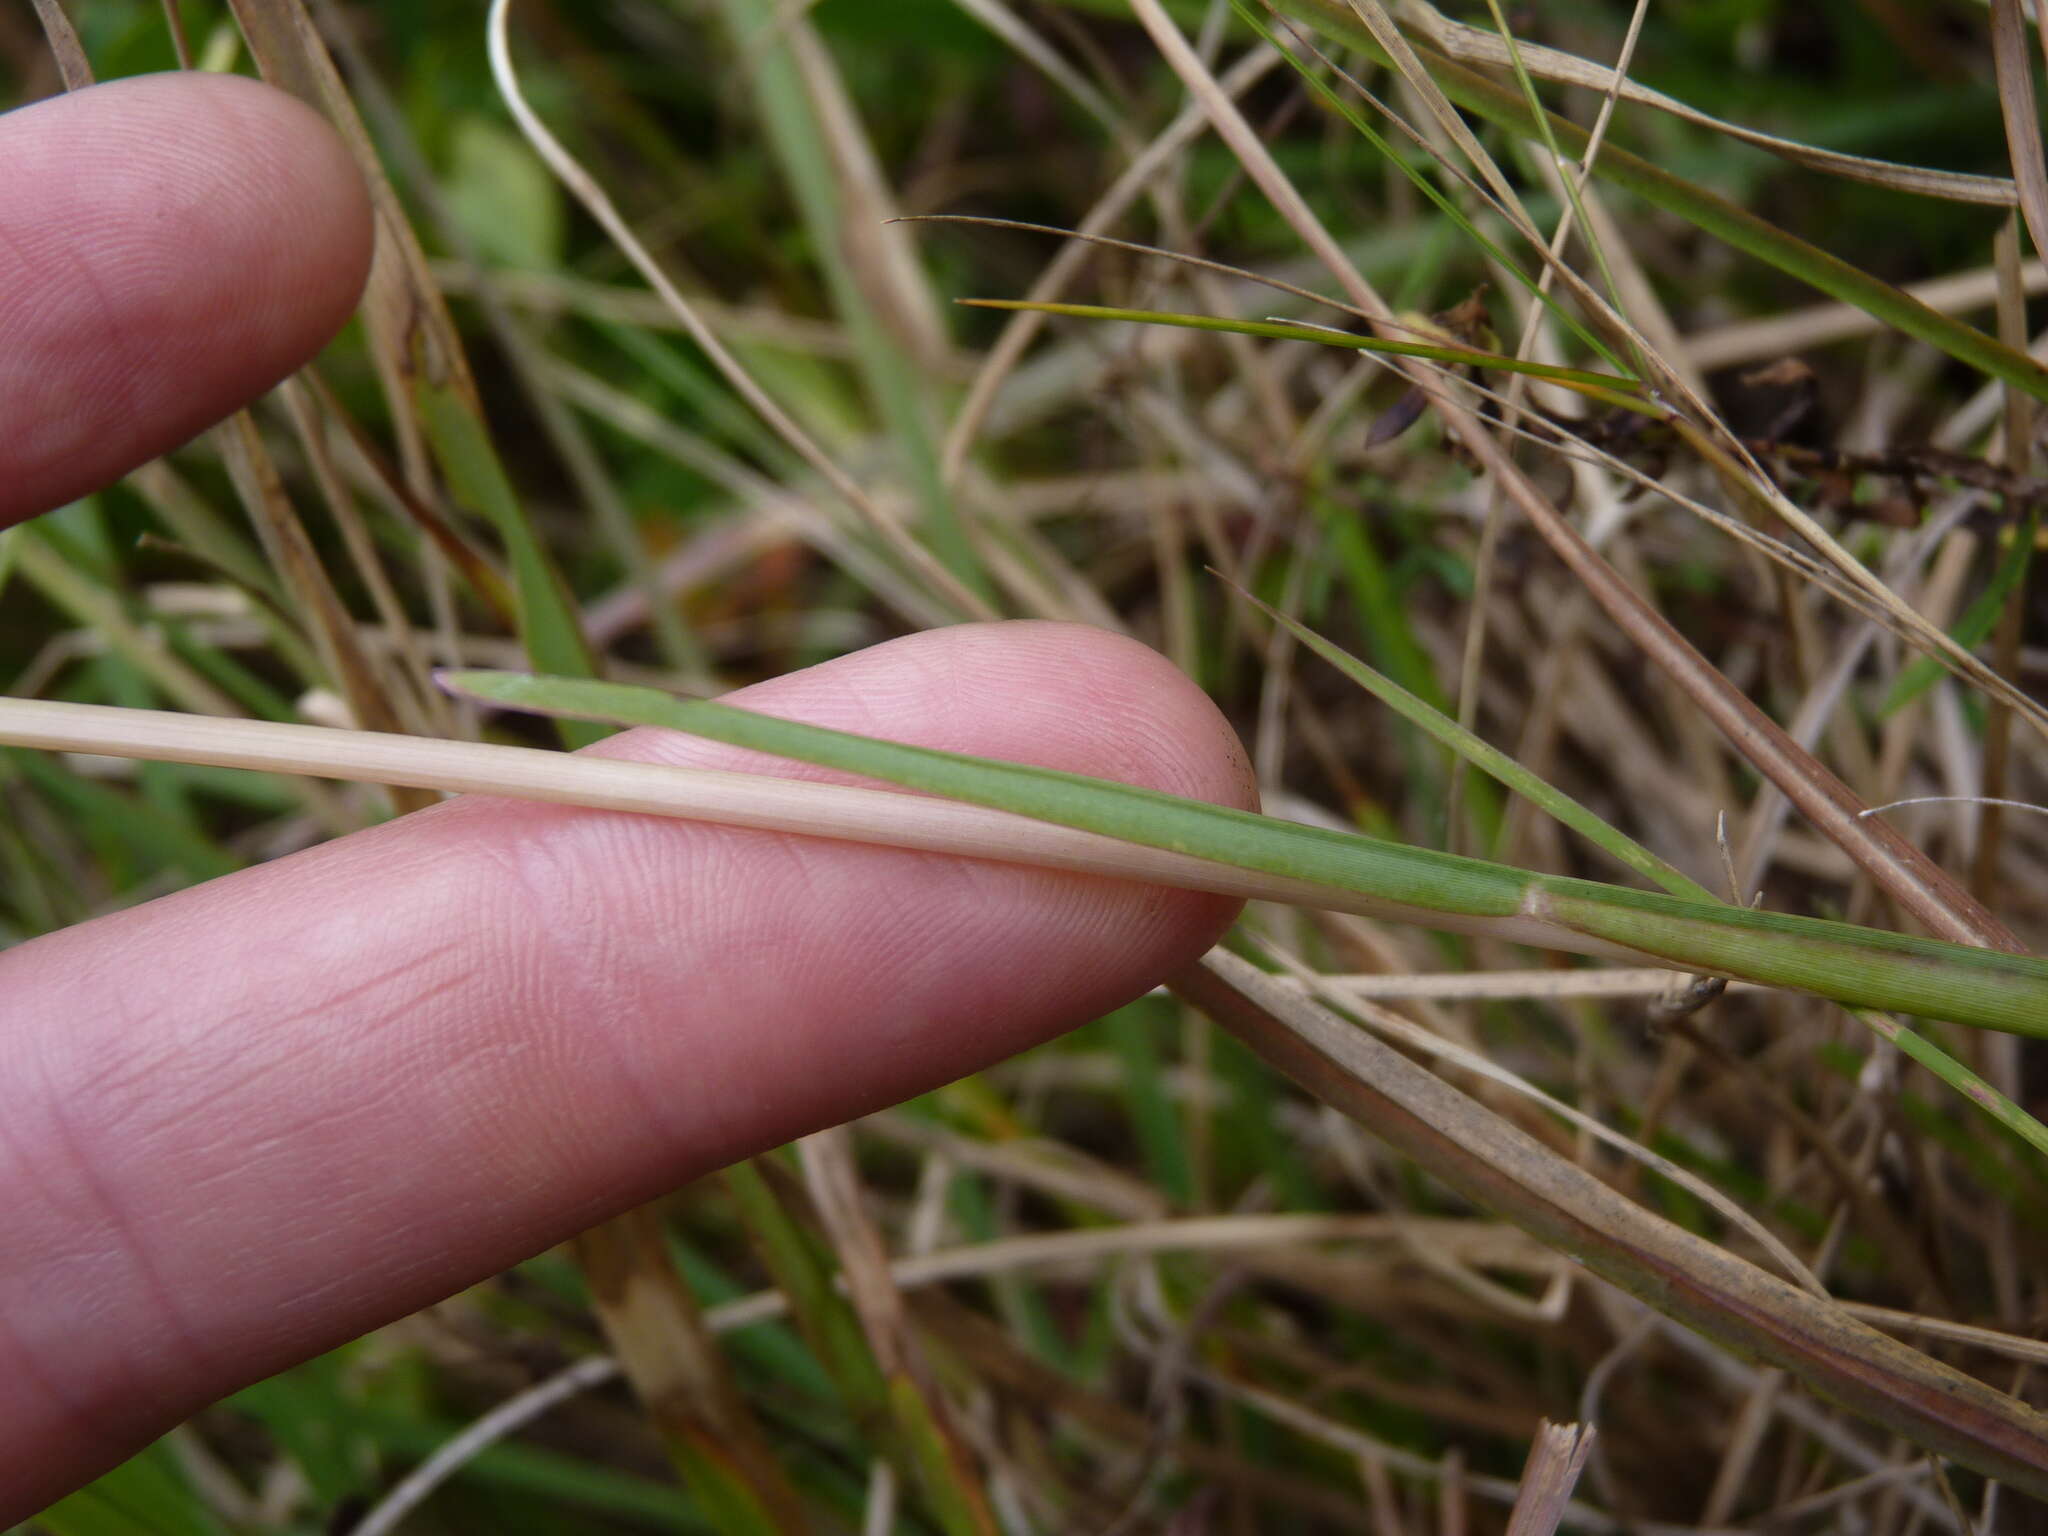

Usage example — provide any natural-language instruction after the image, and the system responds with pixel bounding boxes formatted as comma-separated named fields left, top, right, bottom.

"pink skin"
left=0, top=75, right=1254, bottom=1517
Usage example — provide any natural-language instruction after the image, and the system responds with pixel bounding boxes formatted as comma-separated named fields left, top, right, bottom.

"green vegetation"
left=8, top=0, right=2048, bottom=1529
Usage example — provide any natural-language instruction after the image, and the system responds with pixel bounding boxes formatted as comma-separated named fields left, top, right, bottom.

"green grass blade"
left=34, top=1441, right=226, bottom=1536
left=1235, top=582, right=1712, bottom=899
left=1237, top=588, right=2048, bottom=1157
left=722, top=1159, right=890, bottom=1417
left=1861, top=1010, right=2048, bottom=1160
left=1476, top=0, right=1636, bottom=351
left=1882, top=509, right=2038, bottom=716
left=439, top=670, right=2048, bottom=1035
left=888, top=1371, right=1000, bottom=1536
left=708, top=0, right=994, bottom=606
left=416, top=384, right=608, bottom=749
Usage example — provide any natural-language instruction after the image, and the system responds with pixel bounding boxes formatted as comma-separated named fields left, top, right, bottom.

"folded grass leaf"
left=439, top=670, right=2048, bottom=1037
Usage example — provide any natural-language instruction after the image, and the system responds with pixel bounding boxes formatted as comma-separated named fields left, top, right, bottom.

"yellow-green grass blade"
left=960, top=298, right=1648, bottom=404
left=1234, top=582, right=1712, bottom=899
left=441, top=671, right=2048, bottom=1036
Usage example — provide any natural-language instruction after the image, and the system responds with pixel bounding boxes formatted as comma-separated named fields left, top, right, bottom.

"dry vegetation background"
left=8, top=0, right=2048, bottom=1532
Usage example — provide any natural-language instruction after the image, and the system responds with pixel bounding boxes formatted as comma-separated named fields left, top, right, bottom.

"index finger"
left=0, top=71, right=373, bottom=526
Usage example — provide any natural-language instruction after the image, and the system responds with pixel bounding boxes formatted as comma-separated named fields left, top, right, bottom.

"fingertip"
left=0, top=71, right=375, bottom=524
left=639, top=620, right=1260, bottom=816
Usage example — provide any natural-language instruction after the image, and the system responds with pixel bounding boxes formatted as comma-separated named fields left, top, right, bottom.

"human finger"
left=0, top=621, right=1253, bottom=1515
left=0, top=71, right=373, bottom=526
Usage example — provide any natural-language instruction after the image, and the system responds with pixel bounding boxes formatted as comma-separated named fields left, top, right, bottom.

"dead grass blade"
left=215, top=414, right=436, bottom=812
left=571, top=1204, right=809, bottom=1534
left=1989, top=0, right=2048, bottom=265
left=27, top=0, right=90, bottom=88
left=1504, top=1421, right=1595, bottom=1536
left=777, top=19, right=948, bottom=374
left=1171, top=950, right=2048, bottom=1497
left=797, top=1130, right=1002, bottom=1536
left=226, top=0, right=479, bottom=439
left=1335, top=0, right=1535, bottom=235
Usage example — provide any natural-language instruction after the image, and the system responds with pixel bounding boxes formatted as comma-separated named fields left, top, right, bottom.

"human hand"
left=0, top=73, right=1252, bottom=1518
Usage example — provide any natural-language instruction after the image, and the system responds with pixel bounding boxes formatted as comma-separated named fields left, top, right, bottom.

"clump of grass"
left=10, top=0, right=2048, bottom=1531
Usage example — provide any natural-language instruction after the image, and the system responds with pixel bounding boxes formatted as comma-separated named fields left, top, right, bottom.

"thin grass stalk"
left=1476, top=0, right=1637, bottom=337
left=960, top=299, right=1643, bottom=398
left=274, top=380, right=444, bottom=737
left=797, top=1129, right=1001, bottom=1536
left=1989, top=0, right=2048, bottom=271
left=214, top=414, right=436, bottom=814
left=1171, top=950, right=2048, bottom=1497
left=1974, top=217, right=2038, bottom=912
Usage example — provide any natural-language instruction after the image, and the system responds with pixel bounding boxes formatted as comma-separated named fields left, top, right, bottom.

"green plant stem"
left=440, top=671, right=2048, bottom=1036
